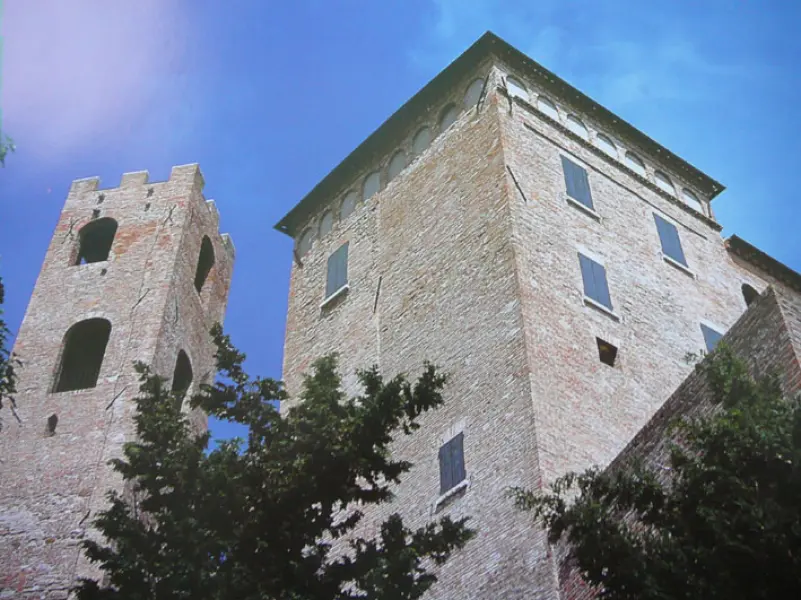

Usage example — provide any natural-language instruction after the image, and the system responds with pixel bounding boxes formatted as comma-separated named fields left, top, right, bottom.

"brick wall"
left=279, top=57, right=795, bottom=600
left=0, top=165, right=233, bottom=598
left=554, top=286, right=801, bottom=599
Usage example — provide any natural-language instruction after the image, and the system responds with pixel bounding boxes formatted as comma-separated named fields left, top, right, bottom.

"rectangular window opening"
left=438, top=432, right=466, bottom=496
left=654, top=214, right=687, bottom=267
left=561, top=156, right=594, bottom=210
left=578, top=253, right=613, bottom=311
left=325, top=242, right=349, bottom=299
left=596, top=338, right=618, bottom=367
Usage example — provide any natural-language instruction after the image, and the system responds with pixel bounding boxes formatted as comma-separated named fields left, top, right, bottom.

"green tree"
left=76, top=325, right=474, bottom=600
left=0, top=134, right=14, bottom=167
left=0, top=277, right=20, bottom=429
left=511, top=346, right=801, bottom=600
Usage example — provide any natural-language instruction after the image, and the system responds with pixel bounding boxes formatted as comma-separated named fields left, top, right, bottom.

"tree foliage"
left=76, top=325, right=474, bottom=600
left=0, top=134, right=14, bottom=167
left=511, top=346, right=801, bottom=600
left=0, top=277, right=20, bottom=429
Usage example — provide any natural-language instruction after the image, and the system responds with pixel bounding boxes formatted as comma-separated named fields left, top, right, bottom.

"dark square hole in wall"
left=597, top=338, right=618, bottom=367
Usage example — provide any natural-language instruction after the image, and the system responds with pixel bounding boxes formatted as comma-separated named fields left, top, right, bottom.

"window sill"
left=583, top=296, right=620, bottom=321
left=662, top=254, right=695, bottom=278
left=566, top=196, right=601, bottom=221
left=432, top=478, right=470, bottom=513
left=320, top=284, right=349, bottom=309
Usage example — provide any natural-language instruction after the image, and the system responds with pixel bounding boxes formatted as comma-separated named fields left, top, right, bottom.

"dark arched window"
left=171, top=350, right=193, bottom=405
left=742, top=283, right=760, bottom=306
left=194, top=236, right=215, bottom=293
left=54, top=318, right=112, bottom=392
left=75, top=218, right=117, bottom=265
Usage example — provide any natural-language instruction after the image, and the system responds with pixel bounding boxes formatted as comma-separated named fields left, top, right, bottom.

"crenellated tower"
left=0, top=164, right=234, bottom=597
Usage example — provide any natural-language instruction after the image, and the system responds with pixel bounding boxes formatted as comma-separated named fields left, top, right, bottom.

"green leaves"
left=0, top=277, right=20, bottom=428
left=0, top=134, right=15, bottom=167
left=513, top=346, right=801, bottom=600
left=76, top=327, right=473, bottom=599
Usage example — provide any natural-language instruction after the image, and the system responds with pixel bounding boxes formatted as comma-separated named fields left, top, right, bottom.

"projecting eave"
left=275, top=31, right=725, bottom=239
left=726, top=235, right=801, bottom=293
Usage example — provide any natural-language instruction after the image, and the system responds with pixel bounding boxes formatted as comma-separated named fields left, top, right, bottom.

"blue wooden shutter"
left=579, top=253, right=612, bottom=310
left=450, top=432, right=465, bottom=486
left=701, top=324, right=723, bottom=352
left=654, top=215, right=687, bottom=266
left=561, top=156, right=593, bottom=209
left=438, top=441, right=453, bottom=494
left=579, top=253, right=596, bottom=299
left=592, top=261, right=612, bottom=310
left=325, top=243, right=349, bottom=297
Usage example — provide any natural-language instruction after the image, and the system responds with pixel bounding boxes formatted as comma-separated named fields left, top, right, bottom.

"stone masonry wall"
left=0, top=165, right=233, bottom=599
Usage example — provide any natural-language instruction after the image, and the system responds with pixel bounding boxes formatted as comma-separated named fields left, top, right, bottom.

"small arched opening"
left=742, top=283, right=760, bottom=307
left=171, top=350, right=193, bottom=408
left=53, top=318, right=112, bottom=392
left=75, top=218, right=117, bottom=265
left=194, top=236, right=215, bottom=293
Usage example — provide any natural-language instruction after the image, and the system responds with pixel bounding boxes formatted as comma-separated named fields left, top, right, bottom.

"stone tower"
left=0, top=164, right=234, bottom=597
left=275, top=33, right=781, bottom=599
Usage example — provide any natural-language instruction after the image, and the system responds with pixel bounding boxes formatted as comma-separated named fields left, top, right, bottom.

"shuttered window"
left=561, top=156, right=593, bottom=210
left=701, top=324, right=723, bottom=352
left=438, top=433, right=466, bottom=495
left=325, top=243, right=349, bottom=298
left=579, top=253, right=613, bottom=310
left=654, top=214, right=687, bottom=266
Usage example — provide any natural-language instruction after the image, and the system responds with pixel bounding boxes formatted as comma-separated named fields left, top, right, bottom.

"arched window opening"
left=742, top=283, right=760, bottom=306
left=75, top=218, right=117, bottom=265
left=505, top=76, right=529, bottom=102
left=625, top=151, right=646, bottom=176
left=464, top=78, right=485, bottom=107
left=439, top=104, right=459, bottom=132
left=53, top=318, right=111, bottom=392
left=171, top=350, right=193, bottom=403
left=682, top=188, right=704, bottom=213
left=194, top=236, right=215, bottom=293
left=537, top=96, right=559, bottom=120
left=319, top=210, right=334, bottom=237
left=363, top=171, right=381, bottom=201
left=340, top=192, right=357, bottom=220
left=596, top=133, right=617, bottom=158
left=566, top=115, right=589, bottom=140
left=412, top=127, right=432, bottom=155
left=654, top=171, right=675, bottom=195
left=387, top=150, right=407, bottom=182
left=298, top=228, right=315, bottom=256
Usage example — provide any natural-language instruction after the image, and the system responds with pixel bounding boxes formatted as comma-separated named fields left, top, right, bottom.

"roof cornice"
left=275, top=31, right=724, bottom=238
left=725, top=235, right=801, bottom=293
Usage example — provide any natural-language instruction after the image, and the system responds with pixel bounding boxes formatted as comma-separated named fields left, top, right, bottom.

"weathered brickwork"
left=277, top=34, right=800, bottom=600
left=0, top=165, right=233, bottom=598
left=555, top=285, right=801, bottom=600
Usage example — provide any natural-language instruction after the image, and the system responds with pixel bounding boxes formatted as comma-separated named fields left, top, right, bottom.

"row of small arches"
left=505, top=75, right=706, bottom=214
left=52, top=317, right=193, bottom=402
left=74, top=217, right=216, bottom=294
left=297, top=76, right=488, bottom=256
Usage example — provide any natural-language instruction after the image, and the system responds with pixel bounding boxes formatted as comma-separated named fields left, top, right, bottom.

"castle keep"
left=275, top=33, right=801, bottom=599
left=2, top=30, right=800, bottom=599
left=0, top=165, right=234, bottom=596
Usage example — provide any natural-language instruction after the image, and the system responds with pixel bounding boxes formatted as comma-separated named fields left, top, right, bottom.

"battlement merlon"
left=64, top=164, right=235, bottom=258
left=67, top=163, right=205, bottom=202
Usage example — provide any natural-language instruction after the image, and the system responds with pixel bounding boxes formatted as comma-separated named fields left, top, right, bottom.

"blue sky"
left=1, top=1, right=800, bottom=443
